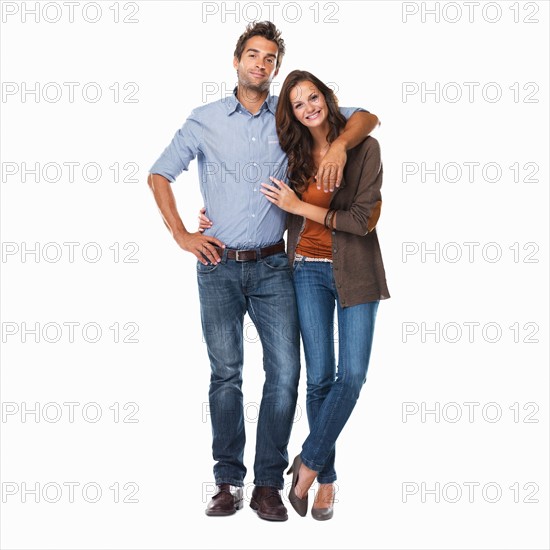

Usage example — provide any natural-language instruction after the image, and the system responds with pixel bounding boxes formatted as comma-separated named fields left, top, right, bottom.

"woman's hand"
left=261, top=177, right=302, bottom=215
left=197, top=207, right=212, bottom=233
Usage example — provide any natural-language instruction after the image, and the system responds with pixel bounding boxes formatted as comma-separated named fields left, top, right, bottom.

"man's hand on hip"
left=176, top=231, right=225, bottom=265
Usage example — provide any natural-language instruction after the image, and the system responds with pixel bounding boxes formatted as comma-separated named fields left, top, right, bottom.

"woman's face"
left=289, top=80, right=328, bottom=129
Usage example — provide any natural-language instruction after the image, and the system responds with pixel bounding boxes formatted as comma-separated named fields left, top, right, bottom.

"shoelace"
left=262, top=487, right=281, bottom=502
left=213, top=486, right=233, bottom=498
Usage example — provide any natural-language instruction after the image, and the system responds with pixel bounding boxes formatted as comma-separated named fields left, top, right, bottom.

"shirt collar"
left=225, top=87, right=276, bottom=116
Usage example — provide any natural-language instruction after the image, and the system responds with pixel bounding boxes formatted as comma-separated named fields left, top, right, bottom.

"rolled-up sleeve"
left=335, top=137, right=383, bottom=236
left=149, top=109, right=203, bottom=183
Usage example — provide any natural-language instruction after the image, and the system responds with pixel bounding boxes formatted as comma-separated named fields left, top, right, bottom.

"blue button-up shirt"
left=150, top=90, right=361, bottom=248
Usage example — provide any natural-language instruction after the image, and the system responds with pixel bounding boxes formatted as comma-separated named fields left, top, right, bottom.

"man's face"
left=233, top=36, right=279, bottom=93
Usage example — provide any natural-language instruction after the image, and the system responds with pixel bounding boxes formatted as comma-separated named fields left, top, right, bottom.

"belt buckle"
left=235, top=249, right=247, bottom=262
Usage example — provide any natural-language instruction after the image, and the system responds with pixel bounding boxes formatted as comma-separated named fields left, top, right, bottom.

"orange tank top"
left=295, top=180, right=333, bottom=259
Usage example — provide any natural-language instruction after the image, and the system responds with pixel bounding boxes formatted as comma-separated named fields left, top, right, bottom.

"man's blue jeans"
left=197, top=250, right=300, bottom=489
left=293, top=258, right=379, bottom=484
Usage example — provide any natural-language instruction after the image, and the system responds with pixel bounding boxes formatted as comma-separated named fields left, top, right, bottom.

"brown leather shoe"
left=250, top=486, right=288, bottom=521
left=205, top=484, right=243, bottom=516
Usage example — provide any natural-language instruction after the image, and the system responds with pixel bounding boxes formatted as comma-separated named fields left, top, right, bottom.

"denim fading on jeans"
left=197, top=250, right=300, bottom=489
left=292, top=257, right=378, bottom=484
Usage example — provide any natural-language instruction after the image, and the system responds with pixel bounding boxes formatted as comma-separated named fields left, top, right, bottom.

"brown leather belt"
left=215, top=241, right=285, bottom=262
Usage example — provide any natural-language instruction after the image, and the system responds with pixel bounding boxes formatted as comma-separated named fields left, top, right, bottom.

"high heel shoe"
left=311, top=504, right=334, bottom=521
left=311, top=483, right=334, bottom=521
left=286, top=455, right=308, bottom=517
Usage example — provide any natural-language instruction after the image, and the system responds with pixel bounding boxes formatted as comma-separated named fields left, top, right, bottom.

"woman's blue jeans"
left=293, top=258, right=379, bottom=483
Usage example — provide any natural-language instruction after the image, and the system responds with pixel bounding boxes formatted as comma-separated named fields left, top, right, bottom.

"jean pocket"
left=196, top=260, right=220, bottom=274
left=263, top=252, right=290, bottom=270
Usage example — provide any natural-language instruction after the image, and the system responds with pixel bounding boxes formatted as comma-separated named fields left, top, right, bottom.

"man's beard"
left=238, top=71, right=272, bottom=95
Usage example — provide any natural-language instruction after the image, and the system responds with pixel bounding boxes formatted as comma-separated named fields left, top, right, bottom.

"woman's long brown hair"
left=276, top=70, right=347, bottom=194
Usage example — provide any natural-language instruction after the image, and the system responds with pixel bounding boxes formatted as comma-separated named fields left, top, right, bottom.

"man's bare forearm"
left=333, top=112, right=379, bottom=151
left=316, top=112, right=380, bottom=191
left=147, top=173, right=188, bottom=243
left=147, top=173, right=224, bottom=264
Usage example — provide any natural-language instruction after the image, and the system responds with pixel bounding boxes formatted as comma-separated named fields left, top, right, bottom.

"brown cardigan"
left=286, top=136, right=390, bottom=308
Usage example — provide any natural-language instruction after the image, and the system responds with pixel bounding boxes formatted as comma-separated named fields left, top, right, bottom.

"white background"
left=1, top=1, right=548, bottom=549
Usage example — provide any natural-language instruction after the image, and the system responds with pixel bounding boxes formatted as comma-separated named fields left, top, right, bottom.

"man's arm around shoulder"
left=317, top=111, right=380, bottom=191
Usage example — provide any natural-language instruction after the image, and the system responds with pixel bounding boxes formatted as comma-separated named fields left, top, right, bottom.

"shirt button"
left=253, top=188, right=257, bottom=192
left=332, top=231, right=336, bottom=235
left=252, top=214, right=255, bottom=218
left=253, top=163, right=258, bottom=167
left=252, top=137, right=256, bottom=141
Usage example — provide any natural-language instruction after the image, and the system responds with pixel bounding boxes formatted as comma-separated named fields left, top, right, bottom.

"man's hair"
left=234, top=21, right=285, bottom=70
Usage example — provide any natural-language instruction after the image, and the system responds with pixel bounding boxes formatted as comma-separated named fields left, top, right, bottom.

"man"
left=148, top=21, right=379, bottom=521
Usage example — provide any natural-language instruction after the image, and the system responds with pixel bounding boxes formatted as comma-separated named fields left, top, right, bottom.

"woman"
left=200, top=70, right=389, bottom=519
left=259, top=70, right=390, bottom=520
